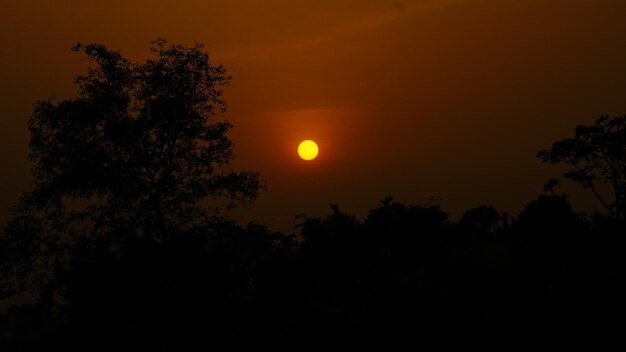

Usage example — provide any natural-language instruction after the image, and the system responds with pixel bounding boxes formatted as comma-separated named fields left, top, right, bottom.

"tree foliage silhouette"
left=19, top=38, right=261, bottom=249
left=458, top=205, right=501, bottom=234
left=538, top=115, right=626, bottom=220
left=1, top=39, right=263, bottom=350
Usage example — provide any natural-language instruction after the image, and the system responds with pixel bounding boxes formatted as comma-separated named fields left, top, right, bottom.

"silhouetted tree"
left=364, top=196, right=448, bottom=239
left=1, top=39, right=262, bottom=350
left=515, top=194, right=580, bottom=233
left=539, top=115, right=626, bottom=220
left=11, top=38, right=259, bottom=267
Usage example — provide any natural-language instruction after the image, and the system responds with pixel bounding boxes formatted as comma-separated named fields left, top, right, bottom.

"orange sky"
left=2, top=0, right=626, bottom=232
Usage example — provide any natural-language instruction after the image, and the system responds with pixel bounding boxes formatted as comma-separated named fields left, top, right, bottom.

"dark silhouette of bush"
left=2, top=193, right=625, bottom=350
left=458, top=205, right=502, bottom=234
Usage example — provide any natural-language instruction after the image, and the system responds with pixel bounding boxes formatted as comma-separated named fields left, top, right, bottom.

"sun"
left=298, top=140, right=319, bottom=160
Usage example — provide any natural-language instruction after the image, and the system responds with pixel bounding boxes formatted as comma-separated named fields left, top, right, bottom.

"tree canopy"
left=539, top=115, right=626, bottom=220
left=1, top=39, right=263, bottom=296
left=31, top=39, right=260, bottom=236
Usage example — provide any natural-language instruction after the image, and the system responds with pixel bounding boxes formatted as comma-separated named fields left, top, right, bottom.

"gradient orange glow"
left=2, top=0, right=626, bottom=231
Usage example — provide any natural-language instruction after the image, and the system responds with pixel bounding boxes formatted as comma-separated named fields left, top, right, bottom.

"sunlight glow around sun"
left=298, top=140, right=319, bottom=160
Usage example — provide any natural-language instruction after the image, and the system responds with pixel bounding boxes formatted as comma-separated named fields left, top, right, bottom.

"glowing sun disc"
left=298, top=140, right=319, bottom=160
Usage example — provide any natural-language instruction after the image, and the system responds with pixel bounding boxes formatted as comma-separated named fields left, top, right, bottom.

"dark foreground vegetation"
left=1, top=40, right=624, bottom=350
left=1, top=196, right=625, bottom=351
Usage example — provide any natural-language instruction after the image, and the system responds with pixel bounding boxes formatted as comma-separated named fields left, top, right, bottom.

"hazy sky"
left=2, top=0, right=626, bottom=232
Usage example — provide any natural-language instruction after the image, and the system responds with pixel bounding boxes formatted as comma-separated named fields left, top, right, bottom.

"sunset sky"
left=2, top=0, right=626, bottom=232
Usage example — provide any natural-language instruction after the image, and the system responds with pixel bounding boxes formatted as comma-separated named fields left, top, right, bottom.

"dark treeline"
left=1, top=195, right=625, bottom=350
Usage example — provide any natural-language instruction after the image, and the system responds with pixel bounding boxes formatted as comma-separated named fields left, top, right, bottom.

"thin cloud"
left=219, top=0, right=470, bottom=61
